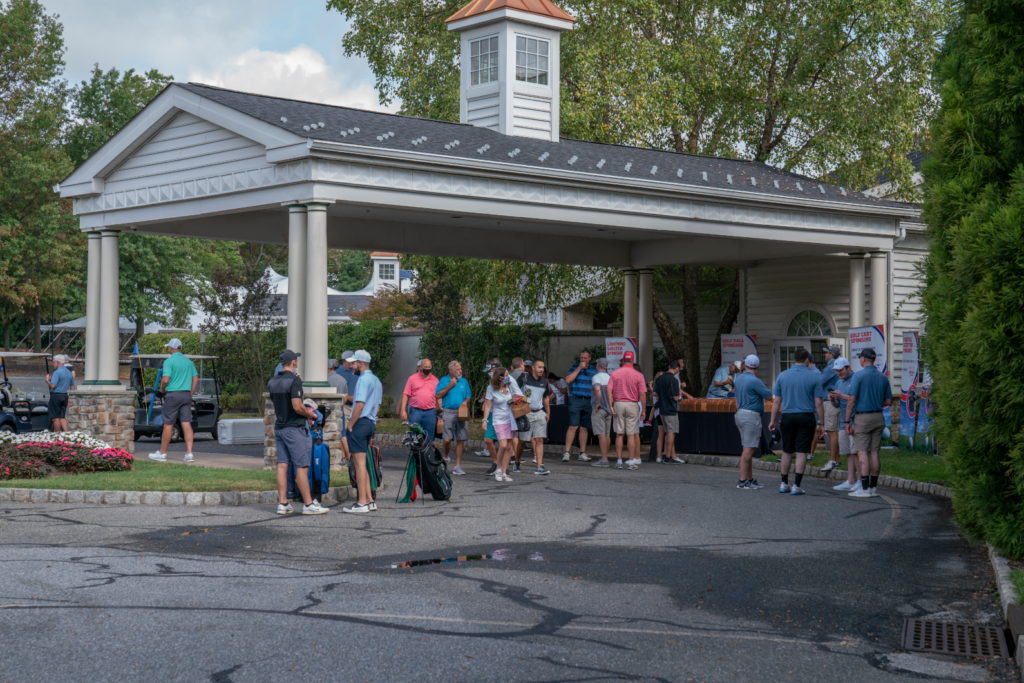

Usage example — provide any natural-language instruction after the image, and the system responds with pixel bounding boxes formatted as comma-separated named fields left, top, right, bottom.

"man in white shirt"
left=589, top=358, right=613, bottom=467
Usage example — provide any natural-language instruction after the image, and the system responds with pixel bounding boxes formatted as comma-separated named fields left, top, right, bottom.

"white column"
left=96, top=229, right=122, bottom=387
left=869, top=251, right=888, bottom=327
left=623, top=269, right=638, bottom=340
left=84, top=231, right=102, bottom=385
left=638, top=269, right=654, bottom=380
left=286, top=205, right=308, bottom=377
left=849, top=253, right=866, bottom=329
left=303, top=202, right=334, bottom=392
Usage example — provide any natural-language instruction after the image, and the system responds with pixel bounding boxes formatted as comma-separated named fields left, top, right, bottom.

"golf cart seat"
left=0, top=386, right=11, bottom=408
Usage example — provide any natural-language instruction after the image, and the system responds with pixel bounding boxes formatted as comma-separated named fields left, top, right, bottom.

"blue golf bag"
left=286, top=406, right=332, bottom=503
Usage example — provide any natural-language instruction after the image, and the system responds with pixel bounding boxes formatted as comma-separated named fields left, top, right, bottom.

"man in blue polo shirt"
left=828, top=358, right=862, bottom=492
left=45, top=355, right=75, bottom=432
left=436, top=360, right=472, bottom=475
left=845, top=347, right=892, bottom=498
left=562, top=350, right=597, bottom=462
left=769, top=348, right=826, bottom=496
left=816, top=345, right=843, bottom=472
left=733, top=354, right=771, bottom=489
left=344, top=349, right=383, bottom=514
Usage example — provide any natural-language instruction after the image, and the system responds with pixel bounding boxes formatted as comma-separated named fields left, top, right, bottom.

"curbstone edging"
left=986, top=542, right=1018, bottom=619
left=1, top=484, right=355, bottom=507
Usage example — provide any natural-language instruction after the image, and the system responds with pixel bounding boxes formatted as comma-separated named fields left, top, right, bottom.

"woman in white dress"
left=481, top=367, right=523, bottom=482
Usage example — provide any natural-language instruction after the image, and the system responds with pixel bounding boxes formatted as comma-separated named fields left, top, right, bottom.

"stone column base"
left=67, top=391, right=136, bottom=453
left=263, top=393, right=348, bottom=470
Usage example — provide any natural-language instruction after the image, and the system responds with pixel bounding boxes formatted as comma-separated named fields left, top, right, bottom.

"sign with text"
left=604, top=337, right=638, bottom=373
left=898, top=331, right=934, bottom=451
left=848, top=325, right=887, bottom=376
left=720, top=334, right=757, bottom=367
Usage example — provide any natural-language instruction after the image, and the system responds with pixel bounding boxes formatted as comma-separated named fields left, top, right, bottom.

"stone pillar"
left=286, top=205, right=308, bottom=377
left=96, top=229, right=123, bottom=387
left=263, top=393, right=346, bottom=470
left=638, top=268, right=654, bottom=380
left=849, top=253, right=866, bottom=329
left=869, top=251, right=888, bottom=327
left=303, top=202, right=334, bottom=392
left=623, top=269, right=638, bottom=340
left=67, top=392, right=135, bottom=453
left=84, top=231, right=102, bottom=385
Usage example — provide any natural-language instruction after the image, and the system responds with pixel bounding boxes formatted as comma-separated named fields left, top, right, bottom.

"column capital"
left=867, top=250, right=889, bottom=256
left=99, top=228, right=122, bottom=236
left=848, top=252, right=867, bottom=259
left=283, top=203, right=308, bottom=212
left=621, top=268, right=638, bottom=274
left=84, top=230, right=103, bottom=237
left=637, top=268, right=655, bottom=275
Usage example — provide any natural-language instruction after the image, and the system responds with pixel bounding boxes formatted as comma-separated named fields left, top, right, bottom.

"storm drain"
left=900, top=619, right=1009, bottom=658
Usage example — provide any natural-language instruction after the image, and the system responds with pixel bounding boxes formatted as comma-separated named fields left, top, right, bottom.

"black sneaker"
left=737, top=480, right=751, bottom=489
left=485, top=464, right=497, bottom=476
left=512, top=462, right=521, bottom=473
left=748, top=480, right=765, bottom=489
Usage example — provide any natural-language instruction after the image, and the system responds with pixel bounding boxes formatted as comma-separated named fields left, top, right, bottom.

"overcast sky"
left=44, top=0, right=396, bottom=111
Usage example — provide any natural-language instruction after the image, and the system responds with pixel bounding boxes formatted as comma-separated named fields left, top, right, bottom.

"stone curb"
left=986, top=542, right=1019, bottom=619
left=0, top=485, right=355, bottom=506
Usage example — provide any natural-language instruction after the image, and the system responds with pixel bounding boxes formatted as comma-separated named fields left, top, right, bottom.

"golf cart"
left=130, top=354, right=223, bottom=442
left=0, top=352, right=57, bottom=434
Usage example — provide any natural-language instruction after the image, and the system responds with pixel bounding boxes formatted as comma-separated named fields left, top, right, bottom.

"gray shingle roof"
left=178, top=82, right=907, bottom=209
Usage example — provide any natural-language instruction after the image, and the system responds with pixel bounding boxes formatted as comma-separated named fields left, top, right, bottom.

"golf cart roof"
left=0, top=352, right=53, bottom=359
left=132, top=354, right=219, bottom=360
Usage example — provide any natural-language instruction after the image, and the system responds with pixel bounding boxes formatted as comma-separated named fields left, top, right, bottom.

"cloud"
left=188, top=46, right=397, bottom=113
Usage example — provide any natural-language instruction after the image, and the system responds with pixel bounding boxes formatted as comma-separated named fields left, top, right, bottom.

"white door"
left=774, top=340, right=814, bottom=382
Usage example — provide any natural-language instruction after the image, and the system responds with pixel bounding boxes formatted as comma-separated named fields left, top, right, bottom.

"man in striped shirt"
left=562, top=350, right=597, bottom=462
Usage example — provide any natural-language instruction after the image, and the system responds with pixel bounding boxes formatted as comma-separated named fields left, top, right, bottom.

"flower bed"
left=0, top=439, right=133, bottom=481
left=0, top=430, right=109, bottom=449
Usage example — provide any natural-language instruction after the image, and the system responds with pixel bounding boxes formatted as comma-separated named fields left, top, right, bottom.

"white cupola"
left=446, top=0, right=574, bottom=142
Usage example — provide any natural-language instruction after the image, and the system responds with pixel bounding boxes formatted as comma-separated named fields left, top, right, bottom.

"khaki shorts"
left=661, top=414, right=679, bottom=434
left=613, top=401, right=641, bottom=435
left=733, top=409, right=762, bottom=449
left=823, top=401, right=840, bottom=432
left=853, top=412, right=885, bottom=452
left=838, top=427, right=854, bottom=455
left=592, top=408, right=612, bottom=436
left=518, top=410, right=547, bottom=440
left=442, top=408, right=469, bottom=442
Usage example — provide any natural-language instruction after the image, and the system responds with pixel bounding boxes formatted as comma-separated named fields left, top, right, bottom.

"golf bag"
left=287, top=406, right=332, bottom=502
left=397, top=423, right=452, bottom=503
left=348, top=436, right=383, bottom=503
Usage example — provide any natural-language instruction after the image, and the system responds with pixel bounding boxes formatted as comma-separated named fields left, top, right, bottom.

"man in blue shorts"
left=269, top=350, right=327, bottom=515
left=562, top=350, right=596, bottom=462
left=344, top=349, right=383, bottom=514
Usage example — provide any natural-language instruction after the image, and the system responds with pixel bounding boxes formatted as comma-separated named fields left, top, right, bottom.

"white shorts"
left=838, top=427, right=854, bottom=456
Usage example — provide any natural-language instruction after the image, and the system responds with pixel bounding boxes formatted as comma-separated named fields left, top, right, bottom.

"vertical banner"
left=720, top=334, right=757, bottom=367
left=848, top=325, right=887, bottom=375
left=605, top=337, right=637, bottom=373
left=917, top=353, right=935, bottom=453
left=899, top=332, right=919, bottom=449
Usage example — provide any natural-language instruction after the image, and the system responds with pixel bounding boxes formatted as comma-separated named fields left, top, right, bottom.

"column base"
left=77, top=383, right=127, bottom=392
left=302, top=382, right=334, bottom=392
left=67, top=391, right=136, bottom=453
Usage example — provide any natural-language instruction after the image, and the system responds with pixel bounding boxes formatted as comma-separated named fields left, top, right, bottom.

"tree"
left=919, top=0, right=1024, bottom=556
left=329, top=250, right=372, bottom=291
left=352, top=285, right=416, bottom=327
left=331, top=0, right=947, bottom=393
left=409, top=259, right=470, bottom=367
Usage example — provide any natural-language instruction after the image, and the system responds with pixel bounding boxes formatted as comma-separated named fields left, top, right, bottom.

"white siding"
left=466, top=93, right=500, bottom=130
left=512, top=94, right=552, bottom=138
left=889, top=232, right=928, bottom=394
left=104, top=111, right=269, bottom=191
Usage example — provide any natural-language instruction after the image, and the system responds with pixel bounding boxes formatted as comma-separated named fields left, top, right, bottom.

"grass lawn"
left=0, top=460, right=350, bottom=492
left=759, top=448, right=947, bottom=484
left=375, top=416, right=487, bottom=441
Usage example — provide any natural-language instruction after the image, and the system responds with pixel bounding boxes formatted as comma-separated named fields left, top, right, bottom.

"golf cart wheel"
left=171, top=423, right=182, bottom=443
left=210, top=422, right=218, bottom=441
left=133, top=431, right=142, bottom=441
left=0, top=424, right=14, bottom=434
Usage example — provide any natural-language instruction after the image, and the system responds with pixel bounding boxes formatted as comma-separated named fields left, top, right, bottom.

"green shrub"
left=920, top=0, right=1024, bottom=557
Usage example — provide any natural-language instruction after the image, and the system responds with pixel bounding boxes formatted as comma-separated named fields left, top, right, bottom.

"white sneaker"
left=562, top=453, right=571, bottom=462
left=615, top=460, right=624, bottom=469
left=848, top=488, right=873, bottom=498
left=821, top=460, right=837, bottom=473
left=148, top=451, right=167, bottom=462
left=183, top=453, right=194, bottom=463
left=369, top=502, right=378, bottom=511
left=502, top=474, right=513, bottom=482
left=578, top=453, right=591, bottom=462
left=452, top=465, right=466, bottom=475
left=833, top=481, right=854, bottom=491
left=475, top=448, right=489, bottom=457
left=850, top=481, right=863, bottom=492
left=302, top=501, right=330, bottom=515
left=495, top=470, right=504, bottom=482
left=342, top=503, right=370, bottom=514
left=868, top=487, right=879, bottom=497
left=657, top=458, right=664, bottom=463
left=276, top=503, right=294, bottom=515
left=779, top=483, right=791, bottom=493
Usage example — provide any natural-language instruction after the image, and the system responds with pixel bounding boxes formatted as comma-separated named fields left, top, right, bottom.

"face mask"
left=421, top=368, right=431, bottom=376
left=502, top=376, right=510, bottom=385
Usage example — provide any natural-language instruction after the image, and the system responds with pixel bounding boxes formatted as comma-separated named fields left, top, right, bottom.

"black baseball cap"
left=857, top=348, right=877, bottom=361
left=823, top=345, right=841, bottom=357
left=279, top=349, right=302, bottom=364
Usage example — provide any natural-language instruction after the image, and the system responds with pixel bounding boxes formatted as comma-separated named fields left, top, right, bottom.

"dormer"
left=370, top=252, right=400, bottom=294
left=446, top=0, right=574, bottom=142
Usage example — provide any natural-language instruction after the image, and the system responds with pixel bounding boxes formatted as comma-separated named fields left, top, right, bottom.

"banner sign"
left=848, top=325, right=887, bottom=376
left=605, top=337, right=638, bottom=373
left=898, top=331, right=934, bottom=452
left=720, top=334, right=757, bottom=367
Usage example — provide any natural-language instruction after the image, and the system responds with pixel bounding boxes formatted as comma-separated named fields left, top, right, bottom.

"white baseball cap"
left=833, top=357, right=851, bottom=370
left=165, top=338, right=183, bottom=349
left=351, top=349, right=371, bottom=363
left=744, top=354, right=760, bottom=368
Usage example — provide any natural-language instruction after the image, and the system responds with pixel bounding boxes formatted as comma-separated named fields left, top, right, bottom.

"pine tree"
left=921, top=0, right=1024, bottom=556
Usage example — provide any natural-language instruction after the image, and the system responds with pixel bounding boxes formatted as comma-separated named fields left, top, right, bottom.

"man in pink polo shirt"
left=399, top=358, right=440, bottom=441
left=607, top=351, right=647, bottom=470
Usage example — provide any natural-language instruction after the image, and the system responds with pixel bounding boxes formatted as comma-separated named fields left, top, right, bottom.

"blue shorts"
left=275, top=426, right=311, bottom=468
left=347, top=417, right=376, bottom=454
left=485, top=413, right=496, bottom=440
left=567, top=394, right=593, bottom=429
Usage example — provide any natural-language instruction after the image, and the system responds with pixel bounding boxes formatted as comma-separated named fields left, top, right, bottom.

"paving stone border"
left=986, top=543, right=1024, bottom=677
left=0, top=485, right=354, bottom=506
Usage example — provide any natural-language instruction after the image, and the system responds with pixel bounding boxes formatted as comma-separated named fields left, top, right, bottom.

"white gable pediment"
left=60, top=84, right=305, bottom=198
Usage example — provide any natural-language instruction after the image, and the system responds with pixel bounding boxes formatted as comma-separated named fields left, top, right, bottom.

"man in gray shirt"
left=326, top=358, right=350, bottom=463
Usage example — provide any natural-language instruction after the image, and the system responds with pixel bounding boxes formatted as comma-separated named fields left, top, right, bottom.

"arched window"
left=787, top=310, right=832, bottom=337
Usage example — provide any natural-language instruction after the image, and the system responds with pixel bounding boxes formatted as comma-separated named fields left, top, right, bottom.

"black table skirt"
left=546, top=405, right=774, bottom=456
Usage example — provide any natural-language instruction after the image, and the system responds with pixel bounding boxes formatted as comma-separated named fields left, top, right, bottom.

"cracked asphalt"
left=0, top=447, right=1016, bottom=683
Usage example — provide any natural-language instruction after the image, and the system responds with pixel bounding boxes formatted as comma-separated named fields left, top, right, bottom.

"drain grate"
left=900, top=619, right=1009, bottom=658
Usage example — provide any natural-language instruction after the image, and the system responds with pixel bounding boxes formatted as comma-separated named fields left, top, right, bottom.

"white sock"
left=617, top=459, right=623, bottom=464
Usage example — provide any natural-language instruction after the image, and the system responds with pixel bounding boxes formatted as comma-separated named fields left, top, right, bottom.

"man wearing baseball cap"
left=45, top=355, right=75, bottom=432
left=149, top=338, right=199, bottom=464
left=845, top=347, right=892, bottom=498
left=827, top=358, right=863, bottom=492
left=732, top=354, right=772, bottom=489
left=606, top=351, right=646, bottom=470
left=344, top=349, right=383, bottom=514
left=814, top=344, right=843, bottom=472
left=269, top=350, right=327, bottom=515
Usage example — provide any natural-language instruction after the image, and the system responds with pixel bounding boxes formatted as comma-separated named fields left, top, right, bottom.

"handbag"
left=457, top=403, right=470, bottom=420
left=515, top=414, right=530, bottom=432
left=511, top=401, right=531, bottom=419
